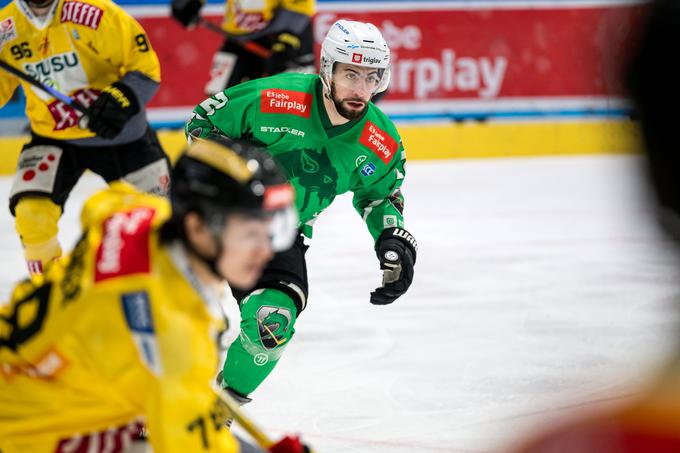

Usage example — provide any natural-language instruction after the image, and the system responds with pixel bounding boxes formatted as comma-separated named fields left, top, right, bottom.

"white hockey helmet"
left=320, top=20, right=391, bottom=95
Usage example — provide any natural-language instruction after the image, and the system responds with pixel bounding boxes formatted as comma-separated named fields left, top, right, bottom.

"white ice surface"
left=1, top=154, right=679, bottom=453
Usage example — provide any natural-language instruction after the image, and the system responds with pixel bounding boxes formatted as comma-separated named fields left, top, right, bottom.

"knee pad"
left=238, top=288, right=298, bottom=362
left=14, top=197, right=62, bottom=267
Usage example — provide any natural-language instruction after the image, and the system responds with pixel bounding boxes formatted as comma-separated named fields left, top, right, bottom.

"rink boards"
left=0, top=119, right=640, bottom=174
left=0, top=0, right=644, bottom=171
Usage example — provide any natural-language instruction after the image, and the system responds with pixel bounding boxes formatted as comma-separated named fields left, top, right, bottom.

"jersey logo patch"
left=122, top=292, right=163, bottom=375
left=122, top=291, right=154, bottom=333
left=48, top=88, right=98, bottom=131
left=261, top=89, right=312, bottom=118
left=95, top=207, right=155, bottom=282
left=359, top=121, right=398, bottom=164
left=0, top=17, right=17, bottom=47
left=361, top=162, right=376, bottom=176
left=60, top=1, right=104, bottom=30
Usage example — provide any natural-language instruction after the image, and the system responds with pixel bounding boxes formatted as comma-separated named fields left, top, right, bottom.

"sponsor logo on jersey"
left=383, top=214, right=397, bottom=228
left=23, top=52, right=80, bottom=82
left=361, top=162, right=376, bottom=177
left=95, top=207, right=155, bottom=282
left=359, top=121, right=398, bottom=164
left=260, top=89, right=312, bottom=118
left=122, top=291, right=163, bottom=375
left=47, top=88, right=98, bottom=131
left=122, top=292, right=154, bottom=333
left=234, top=12, right=266, bottom=31
left=259, top=125, right=305, bottom=137
left=0, top=17, right=17, bottom=46
left=60, top=1, right=104, bottom=29
left=0, top=348, right=68, bottom=381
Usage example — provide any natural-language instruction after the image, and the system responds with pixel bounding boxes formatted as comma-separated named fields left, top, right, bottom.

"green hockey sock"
left=221, top=288, right=298, bottom=396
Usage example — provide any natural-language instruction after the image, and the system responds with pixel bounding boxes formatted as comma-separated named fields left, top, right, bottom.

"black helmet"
left=164, top=133, right=298, bottom=252
left=626, top=0, right=680, bottom=241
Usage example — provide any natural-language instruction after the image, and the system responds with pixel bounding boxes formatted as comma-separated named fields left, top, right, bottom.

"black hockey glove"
left=265, top=32, right=301, bottom=75
left=86, top=82, right=139, bottom=139
left=171, top=0, right=203, bottom=27
left=370, top=227, right=417, bottom=305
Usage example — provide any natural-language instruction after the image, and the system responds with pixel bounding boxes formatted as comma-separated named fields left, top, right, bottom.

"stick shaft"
left=0, top=59, right=89, bottom=114
left=213, top=385, right=274, bottom=449
left=199, top=19, right=272, bottom=59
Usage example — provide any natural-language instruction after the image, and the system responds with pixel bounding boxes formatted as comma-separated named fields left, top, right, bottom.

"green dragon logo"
left=276, top=147, right=338, bottom=213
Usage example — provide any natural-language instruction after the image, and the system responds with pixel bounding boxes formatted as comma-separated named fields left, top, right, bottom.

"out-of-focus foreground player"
left=511, top=0, right=680, bottom=451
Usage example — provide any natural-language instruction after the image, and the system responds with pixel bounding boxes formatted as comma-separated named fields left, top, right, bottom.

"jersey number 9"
left=135, top=34, right=150, bottom=52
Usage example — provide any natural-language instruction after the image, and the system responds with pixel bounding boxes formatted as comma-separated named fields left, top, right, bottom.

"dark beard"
left=330, top=83, right=368, bottom=121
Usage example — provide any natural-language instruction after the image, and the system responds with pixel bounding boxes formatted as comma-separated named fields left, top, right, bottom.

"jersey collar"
left=166, top=241, right=225, bottom=321
left=16, top=0, right=60, bottom=30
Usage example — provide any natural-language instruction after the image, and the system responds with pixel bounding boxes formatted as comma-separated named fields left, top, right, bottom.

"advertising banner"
left=137, top=1, right=642, bottom=123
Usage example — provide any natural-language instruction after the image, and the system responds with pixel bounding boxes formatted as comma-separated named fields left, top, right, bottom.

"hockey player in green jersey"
left=185, top=19, right=418, bottom=402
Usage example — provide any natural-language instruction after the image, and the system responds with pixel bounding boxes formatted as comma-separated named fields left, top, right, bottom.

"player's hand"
left=269, top=435, right=313, bottom=453
left=86, top=82, right=139, bottom=139
left=370, top=227, right=417, bottom=305
left=171, top=0, right=203, bottom=27
left=265, top=32, right=301, bottom=75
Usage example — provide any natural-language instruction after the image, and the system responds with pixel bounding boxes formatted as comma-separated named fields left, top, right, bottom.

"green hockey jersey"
left=185, top=73, right=406, bottom=241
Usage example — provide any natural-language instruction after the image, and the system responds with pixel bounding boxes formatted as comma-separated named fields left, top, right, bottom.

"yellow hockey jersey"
left=0, top=183, right=239, bottom=453
left=0, top=0, right=160, bottom=139
left=222, top=0, right=314, bottom=35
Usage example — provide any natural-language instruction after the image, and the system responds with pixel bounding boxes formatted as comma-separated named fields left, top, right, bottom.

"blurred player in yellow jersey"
left=171, top=0, right=314, bottom=94
left=0, top=0, right=170, bottom=276
left=511, top=1, right=680, bottom=452
left=0, top=134, right=310, bottom=453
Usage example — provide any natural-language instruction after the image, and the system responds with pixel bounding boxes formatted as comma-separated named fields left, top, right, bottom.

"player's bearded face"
left=330, top=82, right=369, bottom=120
left=330, top=63, right=382, bottom=120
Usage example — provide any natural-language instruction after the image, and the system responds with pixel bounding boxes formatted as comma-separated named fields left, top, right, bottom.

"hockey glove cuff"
left=370, top=227, right=417, bottom=305
left=86, top=82, right=140, bottom=139
left=171, top=0, right=204, bottom=27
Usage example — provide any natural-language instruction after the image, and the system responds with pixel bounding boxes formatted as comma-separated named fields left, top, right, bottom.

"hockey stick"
left=199, top=18, right=272, bottom=60
left=213, top=384, right=275, bottom=449
left=0, top=59, right=89, bottom=116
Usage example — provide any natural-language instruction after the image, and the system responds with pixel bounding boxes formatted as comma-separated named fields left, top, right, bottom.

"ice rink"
left=1, top=154, right=679, bottom=452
